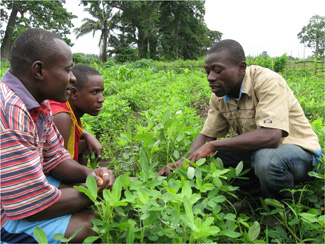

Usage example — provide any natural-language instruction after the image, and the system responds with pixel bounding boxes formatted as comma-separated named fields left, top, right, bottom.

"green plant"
left=273, top=54, right=288, bottom=73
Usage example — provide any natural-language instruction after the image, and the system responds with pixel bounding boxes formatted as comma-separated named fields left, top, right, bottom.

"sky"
left=64, top=0, right=325, bottom=58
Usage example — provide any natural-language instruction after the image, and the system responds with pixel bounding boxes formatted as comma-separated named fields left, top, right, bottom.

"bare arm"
left=80, top=130, right=103, bottom=159
left=158, top=127, right=282, bottom=176
left=27, top=158, right=115, bottom=221
left=52, top=112, right=72, bottom=149
left=187, top=127, right=282, bottom=162
left=26, top=187, right=92, bottom=221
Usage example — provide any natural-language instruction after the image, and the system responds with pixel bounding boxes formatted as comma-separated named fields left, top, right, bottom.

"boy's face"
left=40, top=39, right=76, bottom=102
left=73, top=75, right=104, bottom=116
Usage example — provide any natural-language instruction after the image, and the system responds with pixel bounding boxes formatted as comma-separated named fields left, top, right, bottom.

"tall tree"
left=76, top=0, right=120, bottom=62
left=116, top=0, right=161, bottom=59
left=159, top=1, right=214, bottom=60
left=0, top=0, right=76, bottom=61
left=297, top=15, right=325, bottom=59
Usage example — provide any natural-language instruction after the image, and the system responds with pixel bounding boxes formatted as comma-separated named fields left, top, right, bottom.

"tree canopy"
left=79, top=0, right=222, bottom=62
left=75, top=0, right=120, bottom=62
left=0, top=0, right=76, bottom=61
left=297, top=15, right=325, bottom=59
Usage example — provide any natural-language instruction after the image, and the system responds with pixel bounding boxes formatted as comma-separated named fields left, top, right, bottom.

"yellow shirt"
left=201, top=65, right=321, bottom=154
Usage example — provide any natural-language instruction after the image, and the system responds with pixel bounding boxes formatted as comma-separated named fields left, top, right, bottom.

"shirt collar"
left=2, top=70, right=40, bottom=110
left=223, top=81, right=244, bottom=103
left=223, top=67, right=251, bottom=104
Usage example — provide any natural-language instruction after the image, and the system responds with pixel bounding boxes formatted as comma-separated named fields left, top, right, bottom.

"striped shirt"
left=0, top=71, right=71, bottom=226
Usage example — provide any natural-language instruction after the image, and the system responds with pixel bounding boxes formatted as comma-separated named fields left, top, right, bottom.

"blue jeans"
left=215, top=144, right=313, bottom=200
left=252, top=144, right=313, bottom=200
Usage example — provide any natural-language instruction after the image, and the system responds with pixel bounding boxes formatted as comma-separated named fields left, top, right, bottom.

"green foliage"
left=297, top=15, right=325, bottom=58
left=80, top=1, right=219, bottom=62
left=75, top=0, right=120, bottom=62
left=273, top=53, right=288, bottom=73
left=0, top=0, right=76, bottom=46
left=255, top=56, right=273, bottom=69
left=73, top=156, right=324, bottom=243
left=114, top=47, right=139, bottom=63
left=72, top=53, right=99, bottom=65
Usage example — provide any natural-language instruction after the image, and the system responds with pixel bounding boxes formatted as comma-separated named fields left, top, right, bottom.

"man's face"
left=73, top=75, right=105, bottom=116
left=204, top=50, right=245, bottom=98
left=40, top=39, right=76, bottom=102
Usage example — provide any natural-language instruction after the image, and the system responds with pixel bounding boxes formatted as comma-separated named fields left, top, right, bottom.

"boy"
left=50, top=64, right=104, bottom=165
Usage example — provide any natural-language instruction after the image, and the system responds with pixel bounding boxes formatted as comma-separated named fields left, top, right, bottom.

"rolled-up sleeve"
left=201, top=94, right=229, bottom=138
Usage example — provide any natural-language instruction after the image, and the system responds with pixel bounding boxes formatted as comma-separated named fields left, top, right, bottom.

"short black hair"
left=10, top=28, right=62, bottom=75
left=71, top=64, right=101, bottom=90
left=207, top=39, right=246, bottom=65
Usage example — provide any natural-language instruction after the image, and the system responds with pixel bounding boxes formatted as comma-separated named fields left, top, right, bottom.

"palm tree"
left=74, top=0, right=119, bottom=62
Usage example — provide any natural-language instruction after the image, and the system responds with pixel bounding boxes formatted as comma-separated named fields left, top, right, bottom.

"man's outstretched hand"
left=158, top=160, right=183, bottom=177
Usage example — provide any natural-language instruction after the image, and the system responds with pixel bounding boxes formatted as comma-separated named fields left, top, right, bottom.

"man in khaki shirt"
left=158, top=39, right=322, bottom=201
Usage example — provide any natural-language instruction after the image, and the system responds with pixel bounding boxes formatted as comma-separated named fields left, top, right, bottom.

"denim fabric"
left=252, top=144, right=313, bottom=200
left=215, top=144, right=313, bottom=200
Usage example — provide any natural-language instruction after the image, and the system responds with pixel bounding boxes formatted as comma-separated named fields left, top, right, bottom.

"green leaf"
left=298, top=212, right=318, bottom=223
left=138, top=189, right=149, bottom=204
left=213, top=176, right=222, bottom=188
left=112, top=180, right=122, bottom=203
left=221, top=229, right=241, bottom=238
left=86, top=175, right=98, bottom=200
left=126, top=225, right=135, bottom=243
left=120, top=172, right=131, bottom=189
left=74, top=185, right=95, bottom=202
left=187, top=166, right=195, bottom=179
left=150, top=140, right=160, bottom=153
left=83, top=236, right=99, bottom=244
left=182, top=196, right=200, bottom=232
left=248, top=221, right=260, bottom=241
left=264, top=198, right=285, bottom=209
left=235, top=161, right=243, bottom=176
left=33, top=227, right=48, bottom=244
left=196, top=158, right=206, bottom=166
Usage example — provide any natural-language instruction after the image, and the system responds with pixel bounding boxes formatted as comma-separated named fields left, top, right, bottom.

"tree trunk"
left=1, top=6, right=19, bottom=61
left=101, top=31, right=108, bottom=62
left=138, top=29, right=149, bottom=59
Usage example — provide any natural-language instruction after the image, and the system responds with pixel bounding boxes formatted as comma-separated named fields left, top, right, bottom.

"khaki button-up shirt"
left=201, top=65, right=320, bottom=154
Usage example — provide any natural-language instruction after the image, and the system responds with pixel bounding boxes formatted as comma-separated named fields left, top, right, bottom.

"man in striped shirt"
left=1, top=28, right=115, bottom=243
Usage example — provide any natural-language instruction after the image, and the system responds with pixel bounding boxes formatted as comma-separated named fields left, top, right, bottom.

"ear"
left=238, top=61, right=247, bottom=74
left=69, top=87, right=78, bottom=100
left=32, top=61, right=44, bottom=80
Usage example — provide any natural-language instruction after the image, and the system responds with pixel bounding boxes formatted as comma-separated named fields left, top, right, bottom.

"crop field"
left=1, top=59, right=324, bottom=243
left=77, top=59, right=324, bottom=243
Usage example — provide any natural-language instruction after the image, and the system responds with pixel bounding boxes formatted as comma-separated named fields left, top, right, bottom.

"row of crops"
left=77, top=59, right=324, bottom=243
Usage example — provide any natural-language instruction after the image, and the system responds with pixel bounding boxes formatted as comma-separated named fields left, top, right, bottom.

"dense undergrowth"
left=77, top=58, right=324, bottom=243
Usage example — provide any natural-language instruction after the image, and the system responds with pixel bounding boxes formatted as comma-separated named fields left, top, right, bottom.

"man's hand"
left=90, top=167, right=115, bottom=191
left=158, top=159, right=183, bottom=177
left=187, top=142, right=215, bottom=163
left=82, top=130, right=103, bottom=160
left=158, top=134, right=217, bottom=177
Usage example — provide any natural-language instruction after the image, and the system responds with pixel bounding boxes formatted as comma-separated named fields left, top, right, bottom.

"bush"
left=273, top=54, right=288, bottom=73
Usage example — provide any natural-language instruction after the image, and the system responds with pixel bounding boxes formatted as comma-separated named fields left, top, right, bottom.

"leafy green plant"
left=33, top=227, right=48, bottom=244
